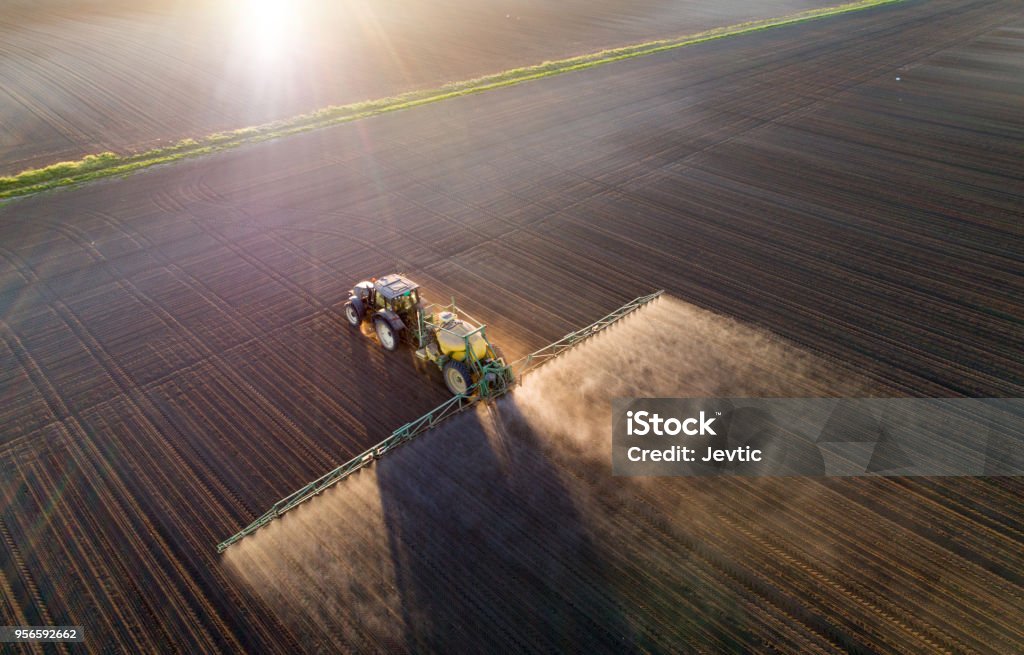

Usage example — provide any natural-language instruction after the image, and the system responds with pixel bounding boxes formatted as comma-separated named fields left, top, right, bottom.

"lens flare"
left=235, top=0, right=301, bottom=61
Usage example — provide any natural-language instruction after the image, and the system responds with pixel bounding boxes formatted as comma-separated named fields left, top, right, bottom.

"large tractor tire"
left=374, top=318, right=399, bottom=351
left=343, top=301, right=363, bottom=327
left=443, top=360, right=473, bottom=396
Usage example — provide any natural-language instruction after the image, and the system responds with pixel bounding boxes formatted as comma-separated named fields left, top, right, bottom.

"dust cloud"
left=512, top=294, right=876, bottom=463
left=223, top=295, right=879, bottom=652
left=223, top=468, right=407, bottom=652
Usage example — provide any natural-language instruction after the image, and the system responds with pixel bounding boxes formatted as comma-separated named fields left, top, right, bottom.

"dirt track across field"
left=1, top=0, right=1022, bottom=652
left=0, top=0, right=838, bottom=175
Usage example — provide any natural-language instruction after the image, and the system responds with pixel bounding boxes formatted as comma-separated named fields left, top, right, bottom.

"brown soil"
left=0, top=0, right=837, bottom=175
left=226, top=297, right=1024, bottom=652
left=1, top=0, right=1022, bottom=652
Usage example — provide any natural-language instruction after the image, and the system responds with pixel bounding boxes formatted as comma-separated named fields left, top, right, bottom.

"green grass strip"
left=0, top=0, right=902, bottom=200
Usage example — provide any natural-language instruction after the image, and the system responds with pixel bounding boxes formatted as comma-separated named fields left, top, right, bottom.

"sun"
left=235, top=0, right=302, bottom=60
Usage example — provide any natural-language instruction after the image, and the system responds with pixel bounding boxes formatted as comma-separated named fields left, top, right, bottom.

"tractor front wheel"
left=343, top=302, right=363, bottom=327
left=443, top=360, right=473, bottom=396
left=374, top=318, right=399, bottom=351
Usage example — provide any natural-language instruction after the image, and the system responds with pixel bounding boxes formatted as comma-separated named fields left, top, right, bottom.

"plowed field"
left=1, top=0, right=1022, bottom=652
left=227, top=297, right=1024, bottom=653
left=0, top=0, right=837, bottom=175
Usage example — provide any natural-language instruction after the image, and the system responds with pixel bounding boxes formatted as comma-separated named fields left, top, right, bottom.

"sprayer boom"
left=216, top=290, right=664, bottom=552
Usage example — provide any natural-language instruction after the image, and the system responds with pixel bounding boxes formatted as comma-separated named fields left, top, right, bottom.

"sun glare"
left=235, top=0, right=302, bottom=60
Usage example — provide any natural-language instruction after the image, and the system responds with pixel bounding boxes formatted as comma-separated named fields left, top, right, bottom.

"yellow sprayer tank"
left=435, top=315, right=489, bottom=362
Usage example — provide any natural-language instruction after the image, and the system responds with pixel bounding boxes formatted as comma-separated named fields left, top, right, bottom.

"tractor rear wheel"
left=374, top=318, right=398, bottom=351
left=443, top=360, right=473, bottom=395
left=343, top=302, right=362, bottom=327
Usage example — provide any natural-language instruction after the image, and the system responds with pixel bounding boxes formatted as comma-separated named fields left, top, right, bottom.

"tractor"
left=343, top=274, right=514, bottom=397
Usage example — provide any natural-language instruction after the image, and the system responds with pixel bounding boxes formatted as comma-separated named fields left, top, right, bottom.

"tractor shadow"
left=376, top=398, right=635, bottom=653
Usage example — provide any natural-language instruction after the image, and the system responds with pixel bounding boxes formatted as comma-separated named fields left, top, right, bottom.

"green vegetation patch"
left=0, top=0, right=902, bottom=200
